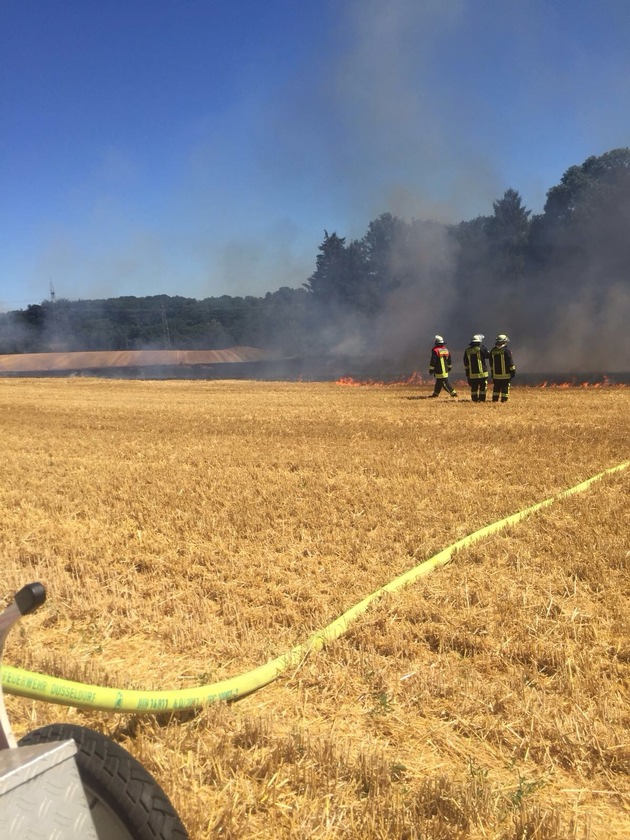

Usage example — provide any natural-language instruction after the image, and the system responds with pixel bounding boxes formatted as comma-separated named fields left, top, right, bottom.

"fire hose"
left=2, top=461, right=628, bottom=713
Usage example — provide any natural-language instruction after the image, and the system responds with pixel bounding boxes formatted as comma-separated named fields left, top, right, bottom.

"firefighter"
left=463, top=334, right=490, bottom=402
left=428, top=335, right=457, bottom=398
left=490, top=334, right=516, bottom=402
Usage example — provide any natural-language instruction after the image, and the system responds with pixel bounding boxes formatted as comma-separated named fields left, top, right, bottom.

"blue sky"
left=1, top=0, right=629, bottom=310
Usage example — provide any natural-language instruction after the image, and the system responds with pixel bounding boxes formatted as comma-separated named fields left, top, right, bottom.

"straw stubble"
left=1, top=378, right=628, bottom=839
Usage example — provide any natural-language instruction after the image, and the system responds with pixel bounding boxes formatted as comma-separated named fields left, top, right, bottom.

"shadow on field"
left=405, top=395, right=472, bottom=401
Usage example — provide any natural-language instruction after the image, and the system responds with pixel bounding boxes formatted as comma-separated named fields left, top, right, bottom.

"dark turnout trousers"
left=431, top=378, right=457, bottom=397
left=470, top=379, right=487, bottom=402
left=492, top=380, right=511, bottom=402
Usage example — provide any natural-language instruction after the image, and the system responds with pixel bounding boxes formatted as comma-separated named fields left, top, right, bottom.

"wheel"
left=18, top=723, right=188, bottom=840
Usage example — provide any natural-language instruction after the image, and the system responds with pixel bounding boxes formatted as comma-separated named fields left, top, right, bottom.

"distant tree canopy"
left=0, top=290, right=312, bottom=356
left=2, top=147, right=629, bottom=366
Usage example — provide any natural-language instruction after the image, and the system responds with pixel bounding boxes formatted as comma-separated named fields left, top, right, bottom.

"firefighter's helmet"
left=434, top=335, right=445, bottom=345
left=471, top=334, right=484, bottom=343
left=495, top=334, right=509, bottom=346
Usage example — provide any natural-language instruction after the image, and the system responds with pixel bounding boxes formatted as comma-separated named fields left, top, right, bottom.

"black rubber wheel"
left=18, top=723, right=189, bottom=840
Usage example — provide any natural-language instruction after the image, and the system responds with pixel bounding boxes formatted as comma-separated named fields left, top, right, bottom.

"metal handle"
left=14, top=583, right=46, bottom=616
left=0, top=583, right=47, bottom=750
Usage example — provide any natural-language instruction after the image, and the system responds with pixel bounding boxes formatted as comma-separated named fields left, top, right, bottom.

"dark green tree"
left=449, top=215, right=492, bottom=331
left=304, top=231, right=368, bottom=309
left=362, top=213, right=410, bottom=308
left=544, top=148, right=630, bottom=224
left=486, top=188, right=531, bottom=281
left=526, top=148, right=630, bottom=349
left=531, top=147, right=630, bottom=271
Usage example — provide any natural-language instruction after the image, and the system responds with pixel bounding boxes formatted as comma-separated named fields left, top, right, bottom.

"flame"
left=336, top=371, right=426, bottom=387
left=337, top=373, right=626, bottom=389
left=538, top=375, right=624, bottom=389
left=336, top=376, right=365, bottom=386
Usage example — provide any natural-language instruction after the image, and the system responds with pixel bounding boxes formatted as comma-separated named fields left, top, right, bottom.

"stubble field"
left=1, top=377, right=628, bottom=839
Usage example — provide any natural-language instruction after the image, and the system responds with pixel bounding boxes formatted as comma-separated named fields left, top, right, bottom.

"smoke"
left=328, top=0, right=502, bottom=223
left=5, top=1, right=629, bottom=374
left=261, top=1, right=502, bottom=367
left=276, top=0, right=630, bottom=374
left=265, top=0, right=502, bottom=228
left=542, top=285, right=630, bottom=372
left=0, top=316, right=34, bottom=354
left=371, top=222, right=458, bottom=361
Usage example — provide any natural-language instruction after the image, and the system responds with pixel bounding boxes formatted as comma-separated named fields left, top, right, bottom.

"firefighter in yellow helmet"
left=490, top=334, right=516, bottom=402
left=428, top=335, right=458, bottom=398
left=463, top=334, right=490, bottom=402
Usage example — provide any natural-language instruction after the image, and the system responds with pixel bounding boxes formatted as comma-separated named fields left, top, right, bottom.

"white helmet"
left=434, top=335, right=444, bottom=345
left=471, top=334, right=484, bottom=343
left=495, top=334, right=509, bottom=346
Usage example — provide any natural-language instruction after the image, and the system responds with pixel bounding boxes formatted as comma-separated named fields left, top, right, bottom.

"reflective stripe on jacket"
left=464, top=344, right=490, bottom=379
left=490, top=346, right=515, bottom=380
left=429, top=346, right=452, bottom=379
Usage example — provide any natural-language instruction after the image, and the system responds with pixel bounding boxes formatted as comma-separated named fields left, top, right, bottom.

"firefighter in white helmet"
left=428, top=335, right=457, bottom=398
left=463, top=334, right=491, bottom=402
left=490, top=334, right=516, bottom=402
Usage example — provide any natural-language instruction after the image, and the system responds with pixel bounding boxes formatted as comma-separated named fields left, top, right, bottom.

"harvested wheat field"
left=1, top=377, right=629, bottom=839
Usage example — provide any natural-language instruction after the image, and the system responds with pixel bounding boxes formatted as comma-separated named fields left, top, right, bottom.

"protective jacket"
left=463, top=343, right=490, bottom=379
left=429, top=344, right=452, bottom=379
left=490, top=346, right=516, bottom=380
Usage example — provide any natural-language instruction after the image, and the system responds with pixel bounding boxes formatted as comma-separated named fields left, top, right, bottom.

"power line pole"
left=49, top=281, right=59, bottom=349
left=161, top=302, right=172, bottom=349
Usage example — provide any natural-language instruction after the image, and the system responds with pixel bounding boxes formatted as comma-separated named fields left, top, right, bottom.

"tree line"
left=2, top=148, right=629, bottom=368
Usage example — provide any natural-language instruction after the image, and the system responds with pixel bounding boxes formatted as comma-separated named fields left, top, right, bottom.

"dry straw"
left=1, top=378, right=628, bottom=838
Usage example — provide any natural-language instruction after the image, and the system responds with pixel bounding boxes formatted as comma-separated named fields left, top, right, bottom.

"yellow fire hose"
left=2, top=462, right=627, bottom=713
